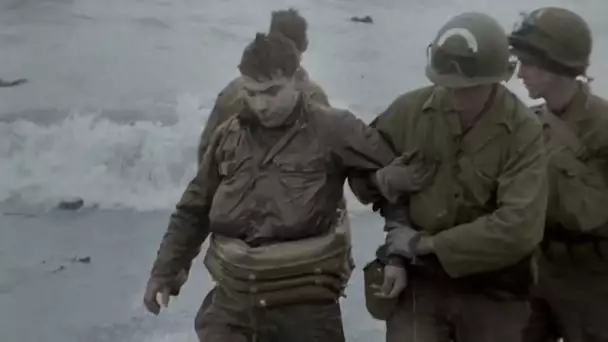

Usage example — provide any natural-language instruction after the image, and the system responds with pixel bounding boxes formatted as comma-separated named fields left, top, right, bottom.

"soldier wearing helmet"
left=358, top=12, right=548, bottom=342
left=510, top=7, right=608, bottom=342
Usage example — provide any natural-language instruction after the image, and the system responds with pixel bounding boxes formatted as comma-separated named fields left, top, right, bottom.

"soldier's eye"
left=261, top=85, right=282, bottom=95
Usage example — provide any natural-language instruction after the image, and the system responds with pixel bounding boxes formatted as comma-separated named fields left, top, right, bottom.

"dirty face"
left=242, top=74, right=300, bottom=128
left=516, top=60, right=557, bottom=100
left=446, top=84, right=494, bottom=115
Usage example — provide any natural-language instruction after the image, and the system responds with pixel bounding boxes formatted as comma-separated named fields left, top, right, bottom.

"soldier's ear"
left=301, top=37, right=309, bottom=53
left=505, top=56, right=518, bottom=82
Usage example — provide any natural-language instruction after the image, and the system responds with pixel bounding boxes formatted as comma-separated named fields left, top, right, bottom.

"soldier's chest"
left=401, top=110, right=512, bottom=229
left=409, top=112, right=507, bottom=180
left=217, top=125, right=332, bottom=178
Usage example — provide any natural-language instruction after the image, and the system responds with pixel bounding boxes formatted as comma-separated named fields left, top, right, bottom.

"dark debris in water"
left=52, top=265, right=66, bottom=273
left=46, top=256, right=92, bottom=274
left=72, top=256, right=92, bottom=264
left=57, top=198, right=84, bottom=211
left=350, top=15, right=373, bottom=24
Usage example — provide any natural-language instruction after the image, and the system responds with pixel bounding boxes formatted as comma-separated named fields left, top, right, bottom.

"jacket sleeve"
left=150, top=124, right=225, bottom=286
left=432, top=117, right=548, bottom=278
left=197, top=79, right=243, bottom=165
left=326, top=110, right=396, bottom=204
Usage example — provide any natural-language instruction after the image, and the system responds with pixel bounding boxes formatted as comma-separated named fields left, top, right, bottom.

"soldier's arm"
left=432, top=116, right=548, bottom=278
left=326, top=110, right=396, bottom=204
left=150, top=125, right=225, bottom=288
left=343, top=95, right=411, bottom=206
left=328, top=110, right=413, bottom=254
left=197, top=79, right=242, bottom=165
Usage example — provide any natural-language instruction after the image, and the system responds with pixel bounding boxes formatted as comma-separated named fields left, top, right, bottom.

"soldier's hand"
left=172, top=268, right=189, bottom=294
left=143, top=278, right=172, bottom=315
left=374, top=265, right=407, bottom=299
left=375, top=150, right=438, bottom=203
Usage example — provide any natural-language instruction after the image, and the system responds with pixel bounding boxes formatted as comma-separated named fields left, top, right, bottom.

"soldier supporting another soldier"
left=510, top=7, right=608, bottom=342
left=360, top=11, right=548, bottom=342
left=143, top=32, right=417, bottom=342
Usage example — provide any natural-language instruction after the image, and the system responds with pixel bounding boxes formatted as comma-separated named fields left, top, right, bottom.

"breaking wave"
left=0, top=93, right=370, bottom=213
left=0, top=94, right=207, bottom=211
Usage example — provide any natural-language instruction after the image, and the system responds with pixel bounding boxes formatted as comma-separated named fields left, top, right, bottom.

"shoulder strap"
left=538, top=106, right=587, bottom=157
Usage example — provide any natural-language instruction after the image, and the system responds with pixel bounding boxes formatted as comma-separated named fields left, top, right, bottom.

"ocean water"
left=2, top=0, right=608, bottom=212
left=1, top=0, right=607, bottom=341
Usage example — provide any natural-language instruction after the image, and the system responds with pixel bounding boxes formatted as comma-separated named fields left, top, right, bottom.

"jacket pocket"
left=273, top=153, right=328, bottom=192
left=456, top=155, right=496, bottom=208
left=551, top=151, right=608, bottom=232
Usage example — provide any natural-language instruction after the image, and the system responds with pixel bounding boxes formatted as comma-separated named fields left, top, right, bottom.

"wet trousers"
left=523, top=252, right=608, bottom=342
left=386, top=271, right=530, bottom=342
left=194, top=286, right=345, bottom=342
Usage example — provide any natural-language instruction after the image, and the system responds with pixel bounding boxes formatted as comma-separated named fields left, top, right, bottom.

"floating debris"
left=57, top=197, right=84, bottom=211
left=350, top=15, right=373, bottom=24
left=71, top=256, right=91, bottom=264
left=52, top=265, right=66, bottom=273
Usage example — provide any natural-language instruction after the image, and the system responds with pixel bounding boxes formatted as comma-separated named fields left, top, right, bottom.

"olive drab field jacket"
left=150, top=97, right=396, bottom=292
left=535, top=84, right=608, bottom=238
left=371, top=84, right=548, bottom=278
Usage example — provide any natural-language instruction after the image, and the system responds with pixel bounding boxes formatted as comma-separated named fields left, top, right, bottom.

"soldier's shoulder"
left=372, top=86, right=435, bottom=127
left=304, top=77, right=325, bottom=93
left=307, top=103, right=372, bottom=138
left=221, top=76, right=244, bottom=92
left=389, top=86, right=435, bottom=109
left=212, top=113, right=241, bottom=138
left=295, top=67, right=310, bottom=82
left=215, top=76, right=244, bottom=104
left=500, top=88, right=542, bottom=132
left=585, top=93, right=608, bottom=124
left=308, top=102, right=354, bottom=123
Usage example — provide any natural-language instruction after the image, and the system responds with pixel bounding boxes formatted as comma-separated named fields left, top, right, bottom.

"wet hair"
left=269, top=8, right=308, bottom=52
left=238, top=32, right=300, bottom=81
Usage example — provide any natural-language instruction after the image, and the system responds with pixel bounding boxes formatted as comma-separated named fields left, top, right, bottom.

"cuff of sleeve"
left=432, top=232, right=467, bottom=278
left=387, top=256, right=408, bottom=267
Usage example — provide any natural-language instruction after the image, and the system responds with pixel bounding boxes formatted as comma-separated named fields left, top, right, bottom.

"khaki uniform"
left=150, top=97, right=395, bottom=341
left=372, top=84, right=548, bottom=342
left=523, top=85, right=608, bottom=342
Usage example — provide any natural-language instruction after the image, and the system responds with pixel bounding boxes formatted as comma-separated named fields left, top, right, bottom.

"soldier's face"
left=242, top=74, right=300, bottom=127
left=447, top=84, right=494, bottom=114
left=516, top=60, right=556, bottom=99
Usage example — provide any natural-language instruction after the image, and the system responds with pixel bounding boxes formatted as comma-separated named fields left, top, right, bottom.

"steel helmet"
left=426, top=12, right=513, bottom=88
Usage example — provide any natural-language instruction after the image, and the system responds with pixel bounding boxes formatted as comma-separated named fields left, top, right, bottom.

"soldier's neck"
left=457, top=85, right=496, bottom=133
left=543, top=79, right=579, bottom=115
